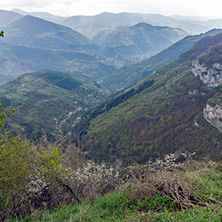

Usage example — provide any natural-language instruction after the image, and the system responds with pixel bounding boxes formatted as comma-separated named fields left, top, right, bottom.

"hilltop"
left=0, top=70, right=108, bottom=140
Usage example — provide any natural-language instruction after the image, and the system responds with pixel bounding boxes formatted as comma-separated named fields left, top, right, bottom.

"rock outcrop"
left=192, top=60, right=222, bottom=132
left=192, top=60, right=222, bottom=87
left=203, top=104, right=222, bottom=132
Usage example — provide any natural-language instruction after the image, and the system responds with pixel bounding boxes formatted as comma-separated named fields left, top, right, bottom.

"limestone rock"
left=203, top=104, right=222, bottom=132
left=192, top=59, right=222, bottom=87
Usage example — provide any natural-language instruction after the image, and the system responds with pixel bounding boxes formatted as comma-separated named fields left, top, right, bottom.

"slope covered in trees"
left=0, top=70, right=108, bottom=140
left=102, top=29, right=222, bottom=92
left=83, top=33, right=222, bottom=164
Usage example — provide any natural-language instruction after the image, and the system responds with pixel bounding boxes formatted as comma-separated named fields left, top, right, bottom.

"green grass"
left=11, top=166, right=222, bottom=222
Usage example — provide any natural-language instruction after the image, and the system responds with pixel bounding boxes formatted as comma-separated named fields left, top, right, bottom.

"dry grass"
left=129, top=170, right=206, bottom=211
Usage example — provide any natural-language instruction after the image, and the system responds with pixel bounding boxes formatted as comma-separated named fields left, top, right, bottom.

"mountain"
left=0, top=42, right=115, bottom=81
left=11, top=8, right=67, bottom=24
left=92, top=22, right=186, bottom=64
left=0, top=15, right=116, bottom=80
left=82, top=33, right=222, bottom=164
left=0, top=73, right=13, bottom=85
left=62, top=12, right=210, bottom=39
left=103, top=29, right=222, bottom=93
left=1, top=15, right=97, bottom=51
left=0, top=9, right=22, bottom=26
left=0, top=70, right=108, bottom=140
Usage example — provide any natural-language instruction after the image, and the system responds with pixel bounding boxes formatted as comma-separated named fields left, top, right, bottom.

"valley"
left=1, top=7, right=222, bottom=165
left=1, top=7, right=222, bottom=221
left=83, top=33, right=222, bottom=164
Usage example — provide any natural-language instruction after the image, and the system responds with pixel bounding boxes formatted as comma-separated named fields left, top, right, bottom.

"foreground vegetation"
left=1, top=100, right=222, bottom=221
left=11, top=161, right=222, bottom=222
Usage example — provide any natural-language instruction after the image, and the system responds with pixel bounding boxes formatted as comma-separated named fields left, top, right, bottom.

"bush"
left=0, top=102, right=33, bottom=220
left=0, top=102, right=78, bottom=220
left=128, top=170, right=205, bottom=212
left=70, top=162, right=121, bottom=201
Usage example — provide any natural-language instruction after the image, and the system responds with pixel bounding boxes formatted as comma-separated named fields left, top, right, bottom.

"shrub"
left=70, top=162, right=121, bottom=201
left=0, top=102, right=33, bottom=220
left=128, top=170, right=206, bottom=212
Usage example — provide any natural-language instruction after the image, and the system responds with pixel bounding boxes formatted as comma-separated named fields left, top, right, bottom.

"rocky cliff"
left=192, top=59, right=222, bottom=87
left=191, top=59, right=222, bottom=132
left=203, top=104, right=222, bottom=132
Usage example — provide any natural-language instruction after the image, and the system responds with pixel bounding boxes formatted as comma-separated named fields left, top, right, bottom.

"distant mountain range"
left=103, top=29, right=222, bottom=92
left=61, top=12, right=222, bottom=39
left=11, top=8, right=67, bottom=24
left=0, top=11, right=116, bottom=82
left=92, top=22, right=186, bottom=64
left=0, top=9, right=188, bottom=82
left=82, top=33, right=222, bottom=164
left=5, top=10, right=222, bottom=39
left=1, top=15, right=98, bottom=52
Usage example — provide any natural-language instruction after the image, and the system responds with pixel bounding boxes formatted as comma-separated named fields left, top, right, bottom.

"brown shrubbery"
left=129, top=170, right=206, bottom=212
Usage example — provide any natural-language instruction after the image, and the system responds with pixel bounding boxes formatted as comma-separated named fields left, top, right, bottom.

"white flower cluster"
left=147, top=152, right=196, bottom=171
left=27, top=174, right=49, bottom=198
left=70, top=161, right=120, bottom=197
left=181, top=151, right=196, bottom=160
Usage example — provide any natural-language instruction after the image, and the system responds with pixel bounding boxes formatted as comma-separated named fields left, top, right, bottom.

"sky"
left=0, top=0, right=222, bottom=18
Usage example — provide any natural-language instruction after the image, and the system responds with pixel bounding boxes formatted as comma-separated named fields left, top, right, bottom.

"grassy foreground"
left=11, top=162, right=222, bottom=222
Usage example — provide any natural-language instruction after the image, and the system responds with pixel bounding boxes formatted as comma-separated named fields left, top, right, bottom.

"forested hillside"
left=103, top=29, right=222, bottom=92
left=0, top=70, right=108, bottom=140
left=83, top=33, right=222, bottom=164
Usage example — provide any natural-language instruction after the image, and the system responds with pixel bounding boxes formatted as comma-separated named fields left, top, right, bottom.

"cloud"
left=0, top=0, right=222, bottom=17
left=0, top=0, right=50, bottom=8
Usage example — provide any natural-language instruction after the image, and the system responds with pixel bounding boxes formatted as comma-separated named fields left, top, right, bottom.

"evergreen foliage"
left=77, top=79, right=154, bottom=140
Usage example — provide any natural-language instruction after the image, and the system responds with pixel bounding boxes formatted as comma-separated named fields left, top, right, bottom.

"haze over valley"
left=1, top=2, right=222, bottom=220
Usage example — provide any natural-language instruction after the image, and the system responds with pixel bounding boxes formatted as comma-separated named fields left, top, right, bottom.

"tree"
left=0, top=100, right=77, bottom=219
left=0, top=30, right=78, bottom=219
left=0, top=102, right=33, bottom=219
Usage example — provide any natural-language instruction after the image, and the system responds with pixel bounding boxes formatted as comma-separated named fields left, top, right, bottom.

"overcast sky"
left=0, top=0, right=222, bottom=18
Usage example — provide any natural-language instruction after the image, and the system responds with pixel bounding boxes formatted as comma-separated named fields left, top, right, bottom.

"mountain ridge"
left=102, top=29, right=222, bottom=92
left=82, top=33, right=222, bottom=164
left=0, top=14, right=117, bottom=81
left=1, top=15, right=97, bottom=51
left=61, top=11, right=222, bottom=39
left=92, top=22, right=186, bottom=64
